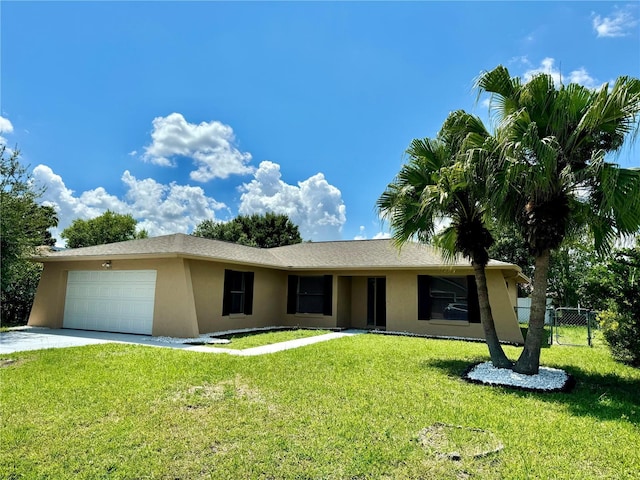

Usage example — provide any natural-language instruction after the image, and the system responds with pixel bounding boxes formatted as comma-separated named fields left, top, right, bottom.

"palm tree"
left=477, top=66, right=640, bottom=374
left=377, top=111, right=513, bottom=368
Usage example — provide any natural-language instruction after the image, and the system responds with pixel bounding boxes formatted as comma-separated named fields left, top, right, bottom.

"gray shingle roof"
left=36, top=233, right=520, bottom=273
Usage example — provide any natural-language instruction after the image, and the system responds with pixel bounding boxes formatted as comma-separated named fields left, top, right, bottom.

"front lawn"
left=1, top=335, right=638, bottom=479
left=214, top=328, right=332, bottom=350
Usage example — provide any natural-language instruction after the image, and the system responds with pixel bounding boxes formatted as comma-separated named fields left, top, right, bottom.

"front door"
left=367, top=277, right=386, bottom=329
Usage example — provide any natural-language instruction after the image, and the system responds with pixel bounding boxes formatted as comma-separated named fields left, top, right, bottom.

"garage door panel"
left=63, top=270, right=157, bottom=335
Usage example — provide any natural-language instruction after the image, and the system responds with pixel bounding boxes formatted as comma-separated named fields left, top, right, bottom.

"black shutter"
left=323, top=275, right=333, bottom=316
left=222, top=269, right=232, bottom=316
left=417, top=275, right=431, bottom=320
left=467, top=275, right=480, bottom=323
left=287, top=275, right=298, bottom=314
left=244, top=272, right=254, bottom=315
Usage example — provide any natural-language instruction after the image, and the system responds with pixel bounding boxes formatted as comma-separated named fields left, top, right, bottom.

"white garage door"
left=63, top=270, right=157, bottom=335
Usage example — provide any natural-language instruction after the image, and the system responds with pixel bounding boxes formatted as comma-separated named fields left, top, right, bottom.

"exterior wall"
left=380, top=269, right=523, bottom=344
left=28, top=258, right=200, bottom=338
left=482, top=270, right=524, bottom=343
left=29, top=257, right=524, bottom=343
left=336, top=276, right=352, bottom=328
left=339, top=268, right=524, bottom=344
left=188, top=260, right=287, bottom=333
left=29, top=264, right=68, bottom=329
left=504, top=272, right=518, bottom=307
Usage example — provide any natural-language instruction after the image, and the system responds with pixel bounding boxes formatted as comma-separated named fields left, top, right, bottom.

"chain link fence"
left=516, top=302, right=599, bottom=347
left=552, top=307, right=598, bottom=347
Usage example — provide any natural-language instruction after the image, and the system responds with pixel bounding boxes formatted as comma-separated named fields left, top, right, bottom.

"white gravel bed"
left=150, top=334, right=230, bottom=345
left=464, top=361, right=573, bottom=392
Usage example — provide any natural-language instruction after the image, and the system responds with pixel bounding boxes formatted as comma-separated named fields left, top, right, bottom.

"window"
left=222, top=269, right=254, bottom=316
left=417, top=275, right=480, bottom=322
left=287, top=275, right=333, bottom=315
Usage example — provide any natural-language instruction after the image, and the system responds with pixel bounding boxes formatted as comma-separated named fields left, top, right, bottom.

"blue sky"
left=1, top=1, right=639, bottom=245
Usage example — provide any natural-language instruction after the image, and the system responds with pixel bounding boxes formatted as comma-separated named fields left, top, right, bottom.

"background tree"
left=193, top=212, right=302, bottom=248
left=488, top=224, right=598, bottom=305
left=61, top=210, right=148, bottom=248
left=581, top=241, right=640, bottom=366
left=546, top=237, right=598, bottom=308
left=378, top=111, right=512, bottom=368
left=487, top=223, right=533, bottom=297
left=1, top=146, right=58, bottom=325
left=478, top=66, right=640, bottom=374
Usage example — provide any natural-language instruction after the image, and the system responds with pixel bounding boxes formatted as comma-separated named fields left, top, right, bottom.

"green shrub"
left=598, top=309, right=640, bottom=367
left=588, top=245, right=640, bottom=367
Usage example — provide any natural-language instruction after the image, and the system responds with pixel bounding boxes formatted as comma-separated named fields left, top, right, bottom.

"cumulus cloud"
left=32, top=165, right=226, bottom=245
left=523, top=57, right=600, bottom=88
left=353, top=225, right=391, bottom=240
left=239, top=161, right=346, bottom=241
left=592, top=6, right=638, bottom=38
left=373, top=231, right=391, bottom=239
left=141, top=112, right=254, bottom=182
left=0, top=115, right=14, bottom=145
left=354, top=226, right=367, bottom=240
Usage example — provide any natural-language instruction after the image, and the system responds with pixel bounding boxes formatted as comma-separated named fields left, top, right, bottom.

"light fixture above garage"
left=101, top=260, right=112, bottom=269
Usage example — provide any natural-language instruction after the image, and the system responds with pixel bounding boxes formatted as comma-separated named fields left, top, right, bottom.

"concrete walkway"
left=0, top=327, right=365, bottom=355
left=185, top=329, right=365, bottom=356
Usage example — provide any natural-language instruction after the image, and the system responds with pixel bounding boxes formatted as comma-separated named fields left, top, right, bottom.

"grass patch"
left=214, top=328, right=331, bottom=350
left=1, top=335, right=639, bottom=478
left=553, top=324, right=605, bottom=347
left=520, top=324, right=552, bottom=347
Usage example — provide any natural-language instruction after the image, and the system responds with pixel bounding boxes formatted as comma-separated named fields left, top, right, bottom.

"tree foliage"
left=193, top=213, right=302, bottom=248
left=1, top=146, right=58, bottom=325
left=477, top=66, right=640, bottom=374
left=378, top=111, right=512, bottom=368
left=61, top=210, right=148, bottom=249
left=583, top=244, right=640, bottom=366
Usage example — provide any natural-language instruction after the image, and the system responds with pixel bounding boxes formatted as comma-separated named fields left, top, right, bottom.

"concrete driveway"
left=0, top=327, right=198, bottom=354
left=0, top=327, right=365, bottom=355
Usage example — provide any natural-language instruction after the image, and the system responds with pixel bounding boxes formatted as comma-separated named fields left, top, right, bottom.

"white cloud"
left=354, top=226, right=367, bottom=240
left=0, top=115, right=13, bottom=134
left=353, top=225, right=391, bottom=241
left=593, top=7, right=638, bottom=38
left=32, top=165, right=226, bottom=245
left=523, top=57, right=599, bottom=88
left=373, top=231, right=391, bottom=240
left=141, top=112, right=254, bottom=182
left=239, top=160, right=346, bottom=241
left=0, top=115, right=14, bottom=146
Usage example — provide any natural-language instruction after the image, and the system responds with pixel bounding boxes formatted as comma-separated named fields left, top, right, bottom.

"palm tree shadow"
left=425, top=359, right=640, bottom=424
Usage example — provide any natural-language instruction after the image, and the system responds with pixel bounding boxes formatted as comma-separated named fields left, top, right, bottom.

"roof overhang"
left=32, top=252, right=529, bottom=278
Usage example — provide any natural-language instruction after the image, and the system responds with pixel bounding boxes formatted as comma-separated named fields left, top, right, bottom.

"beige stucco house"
left=28, top=234, right=527, bottom=344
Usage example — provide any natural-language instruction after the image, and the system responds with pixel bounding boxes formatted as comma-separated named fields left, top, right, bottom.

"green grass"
left=1, top=335, right=639, bottom=479
left=552, top=324, right=606, bottom=347
left=216, top=328, right=332, bottom=350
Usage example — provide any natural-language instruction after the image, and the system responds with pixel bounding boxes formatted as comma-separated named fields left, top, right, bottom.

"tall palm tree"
left=477, top=66, right=640, bottom=374
left=377, top=111, right=513, bottom=368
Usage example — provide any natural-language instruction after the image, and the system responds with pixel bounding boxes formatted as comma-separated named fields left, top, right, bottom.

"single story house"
left=28, top=234, right=527, bottom=344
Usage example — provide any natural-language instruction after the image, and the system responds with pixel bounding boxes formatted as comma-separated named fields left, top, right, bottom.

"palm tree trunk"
left=514, top=249, right=551, bottom=374
left=472, top=261, right=513, bottom=369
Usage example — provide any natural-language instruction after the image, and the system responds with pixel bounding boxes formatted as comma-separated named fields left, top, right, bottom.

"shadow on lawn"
left=426, top=358, right=640, bottom=424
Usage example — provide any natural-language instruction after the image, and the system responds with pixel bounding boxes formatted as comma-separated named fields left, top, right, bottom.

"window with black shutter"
left=417, top=275, right=479, bottom=322
left=286, top=275, right=333, bottom=315
left=222, top=269, right=254, bottom=316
